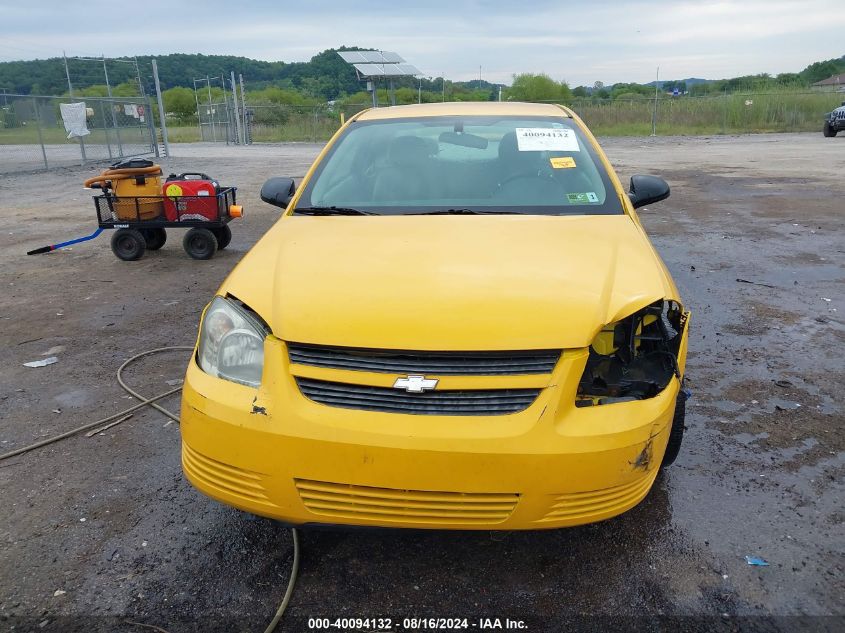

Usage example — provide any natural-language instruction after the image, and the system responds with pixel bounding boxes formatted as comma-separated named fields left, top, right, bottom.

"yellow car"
left=181, top=102, right=690, bottom=530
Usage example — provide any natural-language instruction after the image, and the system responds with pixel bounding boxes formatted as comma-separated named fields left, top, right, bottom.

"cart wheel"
left=211, top=224, right=232, bottom=250
left=111, top=228, right=146, bottom=261
left=183, top=227, right=217, bottom=260
left=140, top=228, right=167, bottom=250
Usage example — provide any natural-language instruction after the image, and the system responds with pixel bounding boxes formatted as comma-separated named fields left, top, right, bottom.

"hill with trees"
left=1, top=48, right=842, bottom=103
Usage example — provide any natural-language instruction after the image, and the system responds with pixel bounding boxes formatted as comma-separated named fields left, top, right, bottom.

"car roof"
left=355, top=101, right=573, bottom=121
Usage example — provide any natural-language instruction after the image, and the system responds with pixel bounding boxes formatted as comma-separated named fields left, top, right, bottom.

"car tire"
left=660, top=391, right=686, bottom=468
left=211, top=224, right=232, bottom=250
left=140, top=228, right=167, bottom=250
left=183, top=227, right=217, bottom=260
left=111, top=228, right=146, bottom=261
left=823, top=122, right=837, bottom=137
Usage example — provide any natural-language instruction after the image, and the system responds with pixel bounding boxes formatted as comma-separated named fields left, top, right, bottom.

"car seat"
left=371, top=136, right=436, bottom=203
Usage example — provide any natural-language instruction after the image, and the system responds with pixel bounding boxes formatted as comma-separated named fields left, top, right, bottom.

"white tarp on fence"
left=59, top=102, right=90, bottom=139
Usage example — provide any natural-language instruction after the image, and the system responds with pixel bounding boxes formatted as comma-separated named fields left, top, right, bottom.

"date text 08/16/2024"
left=307, top=617, right=528, bottom=630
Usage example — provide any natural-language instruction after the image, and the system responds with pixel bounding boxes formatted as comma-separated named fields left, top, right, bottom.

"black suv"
left=823, top=101, right=845, bottom=137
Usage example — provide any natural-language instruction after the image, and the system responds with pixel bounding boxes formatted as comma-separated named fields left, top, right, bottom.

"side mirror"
left=260, top=177, right=296, bottom=209
left=628, top=175, right=670, bottom=209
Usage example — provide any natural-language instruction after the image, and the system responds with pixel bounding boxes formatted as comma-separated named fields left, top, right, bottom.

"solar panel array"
left=338, top=51, right=421, bottom=77
left=338, top=50, right=405, bottom=64
left=352, top=63, right=422, bottom=77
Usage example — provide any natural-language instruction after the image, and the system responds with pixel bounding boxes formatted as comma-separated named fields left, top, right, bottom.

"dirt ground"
left=1, top=133, right=843, bottom=632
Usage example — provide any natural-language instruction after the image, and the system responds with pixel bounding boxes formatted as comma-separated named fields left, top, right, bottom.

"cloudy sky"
left=2, top=0, right=843, bottom=85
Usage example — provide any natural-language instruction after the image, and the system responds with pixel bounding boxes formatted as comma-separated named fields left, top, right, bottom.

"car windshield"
left=297, top=115, right=624, bottom=215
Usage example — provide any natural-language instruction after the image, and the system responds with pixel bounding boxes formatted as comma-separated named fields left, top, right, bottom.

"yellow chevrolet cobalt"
left=181, top=102, right=690, bottom=530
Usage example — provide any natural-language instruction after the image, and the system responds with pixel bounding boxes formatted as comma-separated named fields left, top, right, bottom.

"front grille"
left=287, top=342, right=560, bottom=375
left=296, top=479, right=519, bottom=525
left=296, top=377, right=540, bottom=415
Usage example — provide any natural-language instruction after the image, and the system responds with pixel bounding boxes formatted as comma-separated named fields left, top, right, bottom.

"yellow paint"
left=180, top=101, right=690, bottom=530
left=550, top=156, right=576, bottom=169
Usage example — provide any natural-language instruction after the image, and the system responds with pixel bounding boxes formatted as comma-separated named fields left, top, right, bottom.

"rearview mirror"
left=260, top=177, right=296, bottom=208
left=628, top=175, right=670, bottom=209
left=438, top=131, right=488, bottom=149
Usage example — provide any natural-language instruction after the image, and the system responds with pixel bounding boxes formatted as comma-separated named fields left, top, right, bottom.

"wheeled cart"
left=94, top=187, right=242, bottom=261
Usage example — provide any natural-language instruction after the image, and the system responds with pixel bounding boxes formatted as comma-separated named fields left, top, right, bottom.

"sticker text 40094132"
left=515, top=128, right=580, bottom=152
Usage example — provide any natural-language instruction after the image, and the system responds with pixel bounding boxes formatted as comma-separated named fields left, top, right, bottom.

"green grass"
left=0, top=125, right=152, bottom=145
left=166, top=126, right=201, bottom=143
left=572, top=90, right=843, bottom=136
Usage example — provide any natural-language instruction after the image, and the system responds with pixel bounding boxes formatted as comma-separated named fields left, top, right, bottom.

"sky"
left=1, top=0, right=844, bottom=86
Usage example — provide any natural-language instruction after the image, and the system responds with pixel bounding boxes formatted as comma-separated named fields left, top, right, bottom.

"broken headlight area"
left=197, top=296, right=271, bottom=388
left=576, top=299, right=686, bottom=407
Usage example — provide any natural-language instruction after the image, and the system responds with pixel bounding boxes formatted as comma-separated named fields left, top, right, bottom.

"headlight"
left=197, top=296, right=269, bottom=387
left=576, top=299, right=685, bottom=407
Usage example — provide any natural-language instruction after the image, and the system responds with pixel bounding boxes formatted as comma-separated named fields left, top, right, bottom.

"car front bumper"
left=180, top=330, right=688, bottom=530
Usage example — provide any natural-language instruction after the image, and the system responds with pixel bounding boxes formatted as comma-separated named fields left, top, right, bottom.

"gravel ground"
left=0, top=133, right=843, bottom=632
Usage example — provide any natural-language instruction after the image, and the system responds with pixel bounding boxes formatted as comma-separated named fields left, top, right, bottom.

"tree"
left=611, top=82, right=652, bottom=99
left=162, top=87, right=196, bottom=119
left=506, top=73, right=572, bottom=102
left=112, top=82, right=140, bottom=97
left=799, top=58, right=845, bottom=84
left=572, top=86, right=588, bottom=98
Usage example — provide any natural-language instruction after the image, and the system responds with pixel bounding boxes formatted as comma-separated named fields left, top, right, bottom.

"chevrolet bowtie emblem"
left=393, top=375, right=439, bottom=393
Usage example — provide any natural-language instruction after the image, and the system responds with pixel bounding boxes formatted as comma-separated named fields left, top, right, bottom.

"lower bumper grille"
left=182, top=443, right=271, bottom=507
left=537, top=472, right=657, bottom=523
left=296, top=377, right=540, bottom=415
left=296, top=479, right=519, bottom=525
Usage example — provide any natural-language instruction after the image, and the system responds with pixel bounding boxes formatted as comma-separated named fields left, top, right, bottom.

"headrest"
left=388, top=135, right=432, bottom=166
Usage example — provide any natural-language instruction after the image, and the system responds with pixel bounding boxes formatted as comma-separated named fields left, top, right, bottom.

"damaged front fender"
left=576, top=299, right=689, bottom=407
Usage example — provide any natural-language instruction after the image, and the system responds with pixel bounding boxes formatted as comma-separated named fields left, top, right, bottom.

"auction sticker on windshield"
left=567, top=192, right=599, bottom=203
left=515, top=127, right=580, bottom=152
left=550, top=156, right=577, bottom=169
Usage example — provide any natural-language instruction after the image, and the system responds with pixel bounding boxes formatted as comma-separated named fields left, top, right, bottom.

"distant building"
left=812, top=73, right=845, bottom=92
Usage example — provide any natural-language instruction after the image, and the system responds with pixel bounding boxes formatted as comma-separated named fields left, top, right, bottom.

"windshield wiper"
left=294, top=206, right=375, bottom=216
left=414, top=209, right=521, bottom=215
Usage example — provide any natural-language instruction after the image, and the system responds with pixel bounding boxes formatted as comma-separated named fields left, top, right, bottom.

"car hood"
left=221, top=215, right=679, bottom=350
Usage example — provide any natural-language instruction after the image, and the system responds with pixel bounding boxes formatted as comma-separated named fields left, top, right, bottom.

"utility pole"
left=220, top=73, right=230, bottom=144
left=63, top=51, right=73, bottom=97
left=134, top=57, right=144, bottom=96
left=103, top=54, right=123, bottom=155
left=651, top=66, right=659, bottom=137
left=63, top=51, right=86, bottom=162
left=239, top=74, right=248, bottom=144
left=206, top=76, right=215, bottom=142
left=231, top=71, right=242, bottom=144
left=152, top=59, right=170, bottom=158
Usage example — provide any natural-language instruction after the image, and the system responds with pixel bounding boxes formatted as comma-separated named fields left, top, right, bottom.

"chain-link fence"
left=197, top=98, right=240, bottom=143
left=569, top=91, right=844, bottom=136
left=246, top=103, right=369, bottom=142
left=161, top=91, right=843, bottom=145
left=165, top=103, right=372, bottom=144
left=0, top=94, right=157, bottom=174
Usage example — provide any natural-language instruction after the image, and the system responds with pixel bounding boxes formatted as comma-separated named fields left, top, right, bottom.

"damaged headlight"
left=576, top=299, right=685, bottom=407
left=197, top=296, right=270, bottom=387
